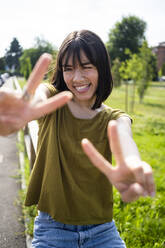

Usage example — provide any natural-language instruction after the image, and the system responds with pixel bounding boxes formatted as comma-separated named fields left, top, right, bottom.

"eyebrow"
left=62, top=64, right=72, bottom=68
left=62, top=62, right=92, bottom=67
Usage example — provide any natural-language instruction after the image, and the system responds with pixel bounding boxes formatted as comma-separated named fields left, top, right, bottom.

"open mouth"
left=74, top=84, right=91, bottom=93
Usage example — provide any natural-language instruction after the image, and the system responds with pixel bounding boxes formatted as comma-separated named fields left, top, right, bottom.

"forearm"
left=115, top=117, right=141, bottom=161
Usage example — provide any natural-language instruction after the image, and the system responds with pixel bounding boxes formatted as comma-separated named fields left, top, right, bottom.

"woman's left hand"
left=0, top=54, right=72, bottom=136
left=81, top=120, right=155, bottom=202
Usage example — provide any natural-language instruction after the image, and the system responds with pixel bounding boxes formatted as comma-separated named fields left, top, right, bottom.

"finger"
left=0, top=115, right=22, bottom=135
left=26, top=53, right=52, bottom=95
left=142, top=161, right=156, bottom=197
left=121, top=183, right=144, bottom=202
left=108, top=120, right=125, bottom=165
left=0, top=88, right=17, bottom=102
left=81, top=138, right=114, bottom=180
left=124, top=157, right=145, bottom=186
left=0, top=90, right=21, bottom=111
left=31, top=91, right=72, bottom=120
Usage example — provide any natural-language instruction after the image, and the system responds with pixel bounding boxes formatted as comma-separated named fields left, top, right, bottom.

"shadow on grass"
left=143, top=102, right=164, bottom=109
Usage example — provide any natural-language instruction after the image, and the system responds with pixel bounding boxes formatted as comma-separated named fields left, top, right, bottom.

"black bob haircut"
left=52, top=30, right=113, bottom=109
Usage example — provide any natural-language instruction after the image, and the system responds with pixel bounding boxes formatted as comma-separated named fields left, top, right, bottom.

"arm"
left=81, top=118, right=155, bottom=202
left=114, top=117, right=140, bottom=160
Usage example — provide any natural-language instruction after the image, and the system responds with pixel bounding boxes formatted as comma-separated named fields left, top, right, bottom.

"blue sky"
left=0, top=0, right=164, bottom=56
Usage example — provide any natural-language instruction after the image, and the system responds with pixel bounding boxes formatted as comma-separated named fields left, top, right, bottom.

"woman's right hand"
left=81, top=120, right=155, bottom=203
left=0, top=53, right=72, bottom=136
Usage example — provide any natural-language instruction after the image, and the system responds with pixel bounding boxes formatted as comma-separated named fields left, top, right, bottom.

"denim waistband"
left=37, top=211, right=114, bottom=232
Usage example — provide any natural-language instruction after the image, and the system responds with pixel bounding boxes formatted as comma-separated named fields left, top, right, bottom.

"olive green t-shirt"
left=25, top=84, right=130, bottom=225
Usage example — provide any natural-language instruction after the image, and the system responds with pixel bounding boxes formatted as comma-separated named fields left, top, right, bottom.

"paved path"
left=0, top=79, right=26, bottom=247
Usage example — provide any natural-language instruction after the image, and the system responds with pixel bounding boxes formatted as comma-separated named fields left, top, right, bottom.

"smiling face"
left=62, top=50, right=98, bottom=108
left=52, top=30, right=113, bottom=109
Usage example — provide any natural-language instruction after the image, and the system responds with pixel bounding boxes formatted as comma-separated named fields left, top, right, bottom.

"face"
left=62, top=50, right=98, bottom=108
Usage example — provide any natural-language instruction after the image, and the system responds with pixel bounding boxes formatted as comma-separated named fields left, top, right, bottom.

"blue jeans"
left=32, top=211, right=126, bottom=248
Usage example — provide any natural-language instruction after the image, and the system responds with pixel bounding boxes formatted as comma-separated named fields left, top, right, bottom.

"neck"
left=73, top=96, right=96, bottom=110
left=67, top=101, right=99, bottom=119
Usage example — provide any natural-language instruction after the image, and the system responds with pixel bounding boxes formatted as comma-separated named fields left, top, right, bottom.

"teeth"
left=76, top=85, right=89, bottom=90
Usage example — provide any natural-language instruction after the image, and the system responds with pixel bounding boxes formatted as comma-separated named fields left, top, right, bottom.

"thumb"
left=26, top=53, right=52, bottom=95
left=81, top=138, right=115, bottom=180
left=121, top=183, right=145, bottom=202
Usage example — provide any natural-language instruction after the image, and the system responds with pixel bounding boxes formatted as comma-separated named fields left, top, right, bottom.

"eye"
left=63, top=66, right=73, bottom=72
left=84, top=66, right=92, bottom=69
left=83, top=65, right=93, bottom=69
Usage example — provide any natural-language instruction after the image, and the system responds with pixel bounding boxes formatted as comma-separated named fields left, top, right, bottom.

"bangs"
left=61, top=39, right=96, bottom=68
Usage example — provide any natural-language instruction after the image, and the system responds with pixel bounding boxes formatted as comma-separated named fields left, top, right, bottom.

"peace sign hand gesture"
left=81, top=119, right=155, bottom=202
left=0, top=53, right=72, bottom=136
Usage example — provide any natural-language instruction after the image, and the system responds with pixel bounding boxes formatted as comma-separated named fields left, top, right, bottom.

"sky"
left=0, top=0, right=165, bottom=57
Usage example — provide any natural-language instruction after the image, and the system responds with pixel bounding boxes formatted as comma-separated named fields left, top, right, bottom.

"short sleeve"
left=37, top=83, right=58, bottom=126
left=110, top=108, right=133, bottom=123
left=44, top=83, right=57, bottom=96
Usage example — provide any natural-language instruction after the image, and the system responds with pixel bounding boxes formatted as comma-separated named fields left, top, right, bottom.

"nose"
left=72, top=68, right=84, bottom=82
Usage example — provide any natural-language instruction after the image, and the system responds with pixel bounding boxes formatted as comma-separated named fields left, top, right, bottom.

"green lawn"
left=105, top=84, right=165, bottom=248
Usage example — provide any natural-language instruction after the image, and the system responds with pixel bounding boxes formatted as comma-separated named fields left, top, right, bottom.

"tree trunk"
left=125, top=81, right=128, bottom=112
left=130, top=81, right=136, bottom=113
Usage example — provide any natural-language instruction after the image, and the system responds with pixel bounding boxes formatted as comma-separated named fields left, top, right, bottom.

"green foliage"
left=161, top=62, right=165, bottom=75
left=158, top=69, right=162, bottom=77
left=119, top=51, right=142, bottom=112
left=19, top=37, right=57, bottom=79
left=20, top=56, right=32, bottom=79
left=0, top=57, right=6, bottom=73
left=149, top=53, right=158, bottom=81
left=120, top=42, right=154, bottom=104
left=105, top=84, right=165, bottom=247
left=18, top=130, right=37, bottom=237
left=5, top=38, right=22, bottom=73
left=120, top=51, right=142, bottom=81
left=137, top=41, right=154, bottom=102
left=111, top=58, right=122, bottom=87
left=17, top=78, right=26, bottom=90
left=106, top=15, right=146, bottom=62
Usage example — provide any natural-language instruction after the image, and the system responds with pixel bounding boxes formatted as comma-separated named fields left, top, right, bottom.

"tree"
left=111, top=58, right=122, bottom=87
left=149, top=53, right=158, bottom=81
left=32, top=37, right=56, bottom=68
left=161, top=62, right=165, bottom=75
left=137, top=41, right=154, bottom=102
left=20, top=56, right=32, bottom=79
left=19, top=37, right=57, bottom=79
left=158, top=68, right=162, bottom=78
left=0, top=57, right=5, bottom=73
left=106, top=16, right=146, bottom=62
left=120, top=42, right=154, bottom=112
left=5, top=38, right=22, bottom=73
left=120, top=51, right=142, bottom=112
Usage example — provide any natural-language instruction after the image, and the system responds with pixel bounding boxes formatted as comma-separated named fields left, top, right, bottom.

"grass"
left=105, top=84, right=165, bottom=247
left=17, top=77, right=26, bottom=89
left=17, top=130, right=37, bottom=237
